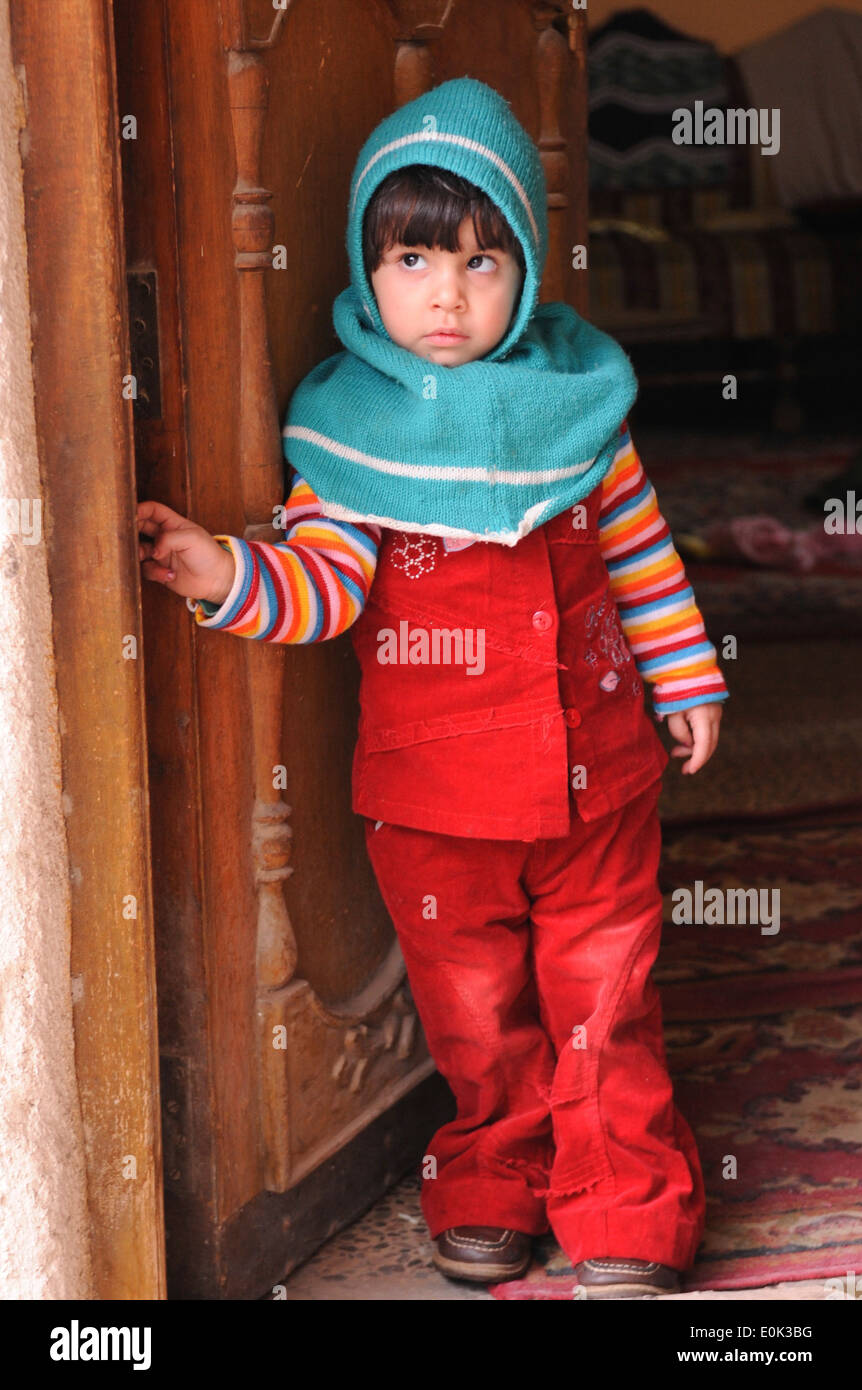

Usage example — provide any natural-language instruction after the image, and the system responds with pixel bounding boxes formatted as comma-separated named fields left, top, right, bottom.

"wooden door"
left=11, top=0, right=167, bottom=1299
left=118, top=0, right=588, bottom=1299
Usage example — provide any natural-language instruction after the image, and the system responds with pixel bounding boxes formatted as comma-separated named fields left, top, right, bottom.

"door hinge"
left=127, top=268, right=162, bottom=420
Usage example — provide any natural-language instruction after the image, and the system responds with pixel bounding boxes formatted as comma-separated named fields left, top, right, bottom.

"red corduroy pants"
left=363, top=778, right=705, bottom=1270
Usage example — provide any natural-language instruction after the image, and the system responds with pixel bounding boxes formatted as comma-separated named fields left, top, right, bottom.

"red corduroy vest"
left=349, top=483, right=668, bottom=840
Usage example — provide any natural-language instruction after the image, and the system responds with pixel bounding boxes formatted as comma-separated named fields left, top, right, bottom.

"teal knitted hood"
left=283, top=77, right=638, bottom=546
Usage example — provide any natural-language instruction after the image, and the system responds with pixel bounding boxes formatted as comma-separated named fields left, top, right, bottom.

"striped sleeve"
left=185, top=472, right=381, bottom=642
left=598, top=422, right=729, bottom=717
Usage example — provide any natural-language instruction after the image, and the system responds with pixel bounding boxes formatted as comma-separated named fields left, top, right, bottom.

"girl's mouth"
left=425, top=330, right=468, bottom=343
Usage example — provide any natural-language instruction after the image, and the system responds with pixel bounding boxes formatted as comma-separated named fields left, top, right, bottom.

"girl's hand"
left=665, top=703, right=722, bottom=775
left=136, top=500, right=235, bottom=606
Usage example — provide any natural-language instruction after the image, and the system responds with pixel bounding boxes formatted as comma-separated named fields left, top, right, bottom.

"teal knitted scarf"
left=283, top=78, right=638, bottom=547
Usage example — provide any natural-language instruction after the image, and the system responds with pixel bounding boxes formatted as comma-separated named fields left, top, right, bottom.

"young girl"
left=138, top=78, right=727, bottom=1299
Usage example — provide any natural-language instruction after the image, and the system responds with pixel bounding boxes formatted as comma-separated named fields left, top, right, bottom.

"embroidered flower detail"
left=585, top=598, right=605, bottom=636
left=586, top=597, right=631, bottom=669
left=389, top=533, right=438, bottom=579
left=599, top=670, right=620, bottom=693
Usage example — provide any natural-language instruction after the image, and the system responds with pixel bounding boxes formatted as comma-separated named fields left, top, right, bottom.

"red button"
left=532, top=610, right=553, bottom=632
left=564, top=707, right=582, bottom=728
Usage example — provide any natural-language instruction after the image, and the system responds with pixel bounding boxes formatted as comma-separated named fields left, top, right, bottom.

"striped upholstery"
left=589, top=215, right=861, bottom=340
left=586, top=19, right=862, bottom=343
left=587, top=9, right=737, bottom=194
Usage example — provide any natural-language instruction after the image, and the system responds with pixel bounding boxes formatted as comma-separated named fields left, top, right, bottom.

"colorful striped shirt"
left=186, top=477, right=381, bottom=644
left=598, top=427, right=729, bottom=715
left=187, top=423, right=728, bottom=716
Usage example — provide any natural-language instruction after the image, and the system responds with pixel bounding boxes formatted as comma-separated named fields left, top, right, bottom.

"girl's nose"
left=430, top=272, right=466, bottom=311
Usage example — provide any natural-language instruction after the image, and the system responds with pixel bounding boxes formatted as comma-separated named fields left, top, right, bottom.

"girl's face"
left=369, top=213, right=523, bottom=365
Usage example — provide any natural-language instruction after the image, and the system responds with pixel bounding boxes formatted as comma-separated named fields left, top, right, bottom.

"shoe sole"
left=575, top=1280, right=678, bottom=1300
left=431, top=1247, right=531, bottom=1284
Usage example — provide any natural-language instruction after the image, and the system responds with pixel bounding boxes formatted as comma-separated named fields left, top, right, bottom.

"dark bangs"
left=362, top=165, right=526, bottom=280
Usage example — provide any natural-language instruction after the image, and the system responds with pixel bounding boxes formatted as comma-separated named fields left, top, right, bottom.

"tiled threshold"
left=272, top=1172, right=838, bottom=1303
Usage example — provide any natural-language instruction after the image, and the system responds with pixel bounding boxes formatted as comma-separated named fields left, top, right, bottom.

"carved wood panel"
left=127, top=0, right=588, bottom=1294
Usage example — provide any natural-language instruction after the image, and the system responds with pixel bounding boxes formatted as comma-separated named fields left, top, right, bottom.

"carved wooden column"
left=225, top=14, right=297, bottom=1190
left=533, top=4, right=574, bottom=305
left=390, top=1, right=454, bottom=105
left=219, top=2, right=433, bottom=1197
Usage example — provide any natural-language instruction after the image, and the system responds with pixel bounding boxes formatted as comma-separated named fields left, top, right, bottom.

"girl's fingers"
left=686, top=720, right=718, bottom=773
left=137, top=499, right=184, bottom=530
left=667, top=705, right=722, bottom=775
left=141, top=558, right=175, bottom=584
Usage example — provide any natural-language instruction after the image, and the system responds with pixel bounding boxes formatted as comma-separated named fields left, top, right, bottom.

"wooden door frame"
left=10, top=0, right=165, bottom=1297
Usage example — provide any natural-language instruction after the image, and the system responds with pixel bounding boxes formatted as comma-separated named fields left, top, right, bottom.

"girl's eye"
left=396, top=251, right=497, bottom=271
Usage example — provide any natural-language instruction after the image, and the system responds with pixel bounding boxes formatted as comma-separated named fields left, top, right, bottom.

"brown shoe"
left=432, top=1226, right=532, bottom=1283
left=574, top=1257, right=680, bottom=1299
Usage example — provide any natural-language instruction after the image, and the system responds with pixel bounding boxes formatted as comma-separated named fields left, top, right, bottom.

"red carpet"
left=490, top=812, right=862, bottom=1298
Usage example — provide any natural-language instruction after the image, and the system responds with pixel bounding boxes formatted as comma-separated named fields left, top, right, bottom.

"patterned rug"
left=636, top=431, right=862, bottom=640
left=490, top=812, right=862, bottom=1298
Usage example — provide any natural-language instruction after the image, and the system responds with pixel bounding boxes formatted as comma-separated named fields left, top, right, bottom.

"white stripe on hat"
left=350, top=130, right=540, bottom=247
